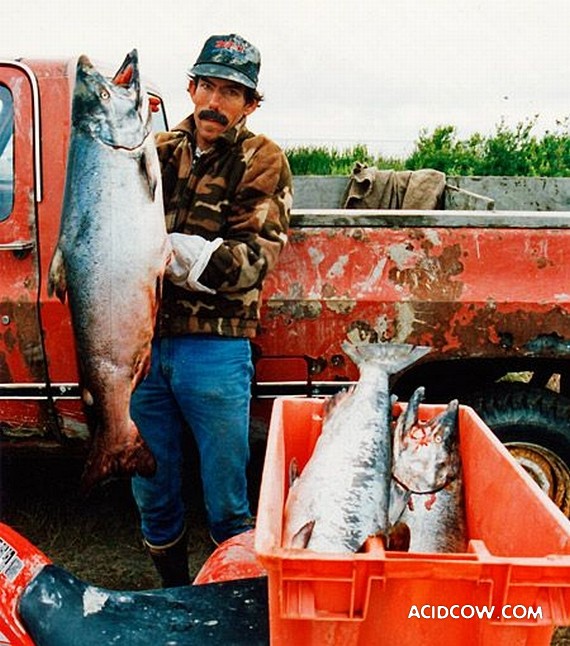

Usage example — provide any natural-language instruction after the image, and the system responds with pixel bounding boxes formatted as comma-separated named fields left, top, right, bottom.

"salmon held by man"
left=48, top=50, right=170, bottom=492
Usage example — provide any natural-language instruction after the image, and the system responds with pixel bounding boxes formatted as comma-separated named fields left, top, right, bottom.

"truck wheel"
left=465, top=383, right=570, bottom=517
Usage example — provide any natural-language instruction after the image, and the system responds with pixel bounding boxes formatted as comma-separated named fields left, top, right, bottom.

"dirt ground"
left=0, top=439, right=268, bottom=589
left=0, top=452, right=208, bottom=589
left=1, top=449, right=569, bottom=645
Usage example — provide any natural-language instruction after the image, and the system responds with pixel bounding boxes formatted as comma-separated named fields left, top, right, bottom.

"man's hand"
left=165, top=233, right=223, bottom=293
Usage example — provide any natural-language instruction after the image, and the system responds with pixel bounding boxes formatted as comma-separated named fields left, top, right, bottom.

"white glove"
left=166, top=233, right=223, bottom=294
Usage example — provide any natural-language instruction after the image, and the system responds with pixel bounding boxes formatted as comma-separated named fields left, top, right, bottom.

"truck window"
left=0, top=84, right=14, bottom=222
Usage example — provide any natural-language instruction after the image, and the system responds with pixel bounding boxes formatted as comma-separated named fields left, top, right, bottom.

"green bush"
left=404, top=125, right=485, bottom=175
left=286, top=116, right=570, bottom=176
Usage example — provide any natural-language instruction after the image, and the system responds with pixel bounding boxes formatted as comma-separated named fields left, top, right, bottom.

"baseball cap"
left=188, top=34, right=261, bottom=89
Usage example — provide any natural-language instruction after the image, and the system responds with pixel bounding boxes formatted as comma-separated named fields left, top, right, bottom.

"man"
left=131, top=34, right=292, bottom=587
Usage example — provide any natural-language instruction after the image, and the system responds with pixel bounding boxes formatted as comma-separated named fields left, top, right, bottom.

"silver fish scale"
left=62, top=131, right=166, bottom=365
left=307, top=387, right=389, bottom=552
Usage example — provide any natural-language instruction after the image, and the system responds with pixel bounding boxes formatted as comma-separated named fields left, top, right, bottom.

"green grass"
left=285, top=144, right=404, bottom=176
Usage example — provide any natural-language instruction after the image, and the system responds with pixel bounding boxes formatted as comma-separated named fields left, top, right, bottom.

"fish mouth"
left=397, top=386, right=425, bottom=432
left=75, top=49, right=151, bottom=151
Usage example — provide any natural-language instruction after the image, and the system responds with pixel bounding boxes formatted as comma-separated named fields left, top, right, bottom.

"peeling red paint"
left=0, top=60, right=75, bottom=442
left=388, top=242, right=464, bottom=301
left=0, top=302, right=46, bottom=382
left=258, top=226, right=570, bottom=382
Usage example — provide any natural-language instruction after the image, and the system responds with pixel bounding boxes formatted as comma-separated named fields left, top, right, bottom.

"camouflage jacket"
left=155, top=115, right=292, bottom=338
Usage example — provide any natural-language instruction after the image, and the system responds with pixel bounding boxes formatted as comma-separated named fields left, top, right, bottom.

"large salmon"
left=282, top=341, right=431, bottom=553
left=48, top=51, right=170, bottom=492
left=390, top=389, right=467, bottom=552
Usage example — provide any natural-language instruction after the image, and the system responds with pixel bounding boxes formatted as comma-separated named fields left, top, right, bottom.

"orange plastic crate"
left=255, top=397, right=570, bottom=645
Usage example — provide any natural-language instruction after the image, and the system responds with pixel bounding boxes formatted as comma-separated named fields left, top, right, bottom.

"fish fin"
left=341, top=341, right=431, bottom=376
left=360, top=535, right=385, bottom=554
left=290, top=520, right=315, bottom=549
left=47, top=246, right=67, bottom=303
left=387, top=521, right=411, bottom=552
left=131, top=338, right=154, bottom=391
left=288, top=457, right=300, bottom=486
left=388, top=479, right=411, bottom=524
left=132, top=355, right=152, bottom=392
left=322, top=386, right=355, bottom=420
left=140, top=149, right=158, bottom=200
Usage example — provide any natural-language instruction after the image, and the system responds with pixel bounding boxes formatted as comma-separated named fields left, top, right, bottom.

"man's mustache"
left=198, top=109, right=229, bottom=126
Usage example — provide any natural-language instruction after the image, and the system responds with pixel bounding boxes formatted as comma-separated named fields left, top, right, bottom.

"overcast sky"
left=3, top=0, right=570, bottom=157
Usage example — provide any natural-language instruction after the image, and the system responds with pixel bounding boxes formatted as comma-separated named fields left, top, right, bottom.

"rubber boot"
left=145, top=528, right=191, bottom=588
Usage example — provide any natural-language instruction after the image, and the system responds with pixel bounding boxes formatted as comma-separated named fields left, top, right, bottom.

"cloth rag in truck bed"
left=343, top=163, right=446, bottom=209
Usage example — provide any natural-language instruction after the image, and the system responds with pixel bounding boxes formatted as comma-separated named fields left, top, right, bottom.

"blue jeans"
left=130, top=335, right=253, bottom=546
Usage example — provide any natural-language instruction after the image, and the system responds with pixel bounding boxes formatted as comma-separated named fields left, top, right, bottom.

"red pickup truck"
left=2, top=57, right=570, bottom=514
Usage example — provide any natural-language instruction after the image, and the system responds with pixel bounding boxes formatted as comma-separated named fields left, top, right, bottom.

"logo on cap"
left=215, top=39, right=246, bottom=53
left=189, top=33, right=261, bottom=89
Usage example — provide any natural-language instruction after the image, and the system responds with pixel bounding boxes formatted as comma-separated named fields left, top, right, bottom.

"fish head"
left=72, top=49, right=151, bottom=150
left=392, top=397, right=460, bottom=494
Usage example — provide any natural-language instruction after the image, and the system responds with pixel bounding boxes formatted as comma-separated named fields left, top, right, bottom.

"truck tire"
left=465, top=383, right=570, bottom=516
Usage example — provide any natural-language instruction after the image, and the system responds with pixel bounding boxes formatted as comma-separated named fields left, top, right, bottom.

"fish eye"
left=100, top=88, right=110, bottom=101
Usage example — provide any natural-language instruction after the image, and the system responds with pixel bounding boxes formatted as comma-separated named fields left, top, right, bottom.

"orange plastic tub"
left=255, top=397, right=570, bottom=645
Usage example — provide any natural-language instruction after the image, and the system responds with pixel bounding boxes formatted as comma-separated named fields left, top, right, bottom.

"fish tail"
left=342, top=341, right=431, bottom=376
left=80, top=419, right=156, bottom=494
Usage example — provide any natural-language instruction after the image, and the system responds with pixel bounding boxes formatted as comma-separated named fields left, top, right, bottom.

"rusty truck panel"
left=0, top=59, right=85, bottom=442
left=0, top=62, right=52, bottom=438
left=27, top=59, right=79, bottom=386
left=255, top=211, right=570, bottom=386
left=0, top=63, right=41, bottom=382
left=25, top=59, right=86, bottom=441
